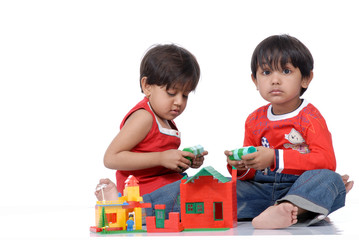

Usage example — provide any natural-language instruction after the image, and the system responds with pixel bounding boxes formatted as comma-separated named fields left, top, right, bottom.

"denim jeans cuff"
left=276, top=194, right=329, bottom=226
left=277, top=194, right=329, bottom=216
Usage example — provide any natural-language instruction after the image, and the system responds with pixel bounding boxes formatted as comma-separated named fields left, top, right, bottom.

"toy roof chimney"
left=125, top=175, right=139, bottom=187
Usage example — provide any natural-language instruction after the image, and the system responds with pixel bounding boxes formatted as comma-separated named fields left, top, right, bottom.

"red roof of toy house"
left=125, top=175, right=139, bottom=187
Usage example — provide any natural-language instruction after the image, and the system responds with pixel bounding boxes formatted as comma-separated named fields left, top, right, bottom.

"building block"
left=92, top=175, right=151, bottom=233
left=229, top=146, right=257, bottom=161
left=126, top=218, right=134, bottom=231
left=180, top=166, right=237, bottom=229
left=146, top=208, right=184, bottom=232
left=155, top=205, right=166, bottom=228
left=90, top=226, right=102, bottom=233
left=106, top=227, right=123, bottom=231
left=183, top=145, right=204, bottom=165
left=92, top=166, right=238, bottom=234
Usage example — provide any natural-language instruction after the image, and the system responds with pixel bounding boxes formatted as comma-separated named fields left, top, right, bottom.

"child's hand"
left=225, top=150, right=248, bottom=170
left=241, top=146, right=274, bottom=170
left=160, top=149, right=193, bottom=172
left=190, top=150, right=208, bottom=169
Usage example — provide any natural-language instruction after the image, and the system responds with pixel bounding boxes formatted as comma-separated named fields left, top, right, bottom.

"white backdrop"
left=1, top=0, right=358, bottom=209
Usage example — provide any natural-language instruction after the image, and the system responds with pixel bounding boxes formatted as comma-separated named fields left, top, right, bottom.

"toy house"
left=180, top=166, right=237, bottom=229
left=147, top=166, right=238, bottom=232
left=91, top=175, right=151, bottom=233
left=91, top=165, right=238, bottom=233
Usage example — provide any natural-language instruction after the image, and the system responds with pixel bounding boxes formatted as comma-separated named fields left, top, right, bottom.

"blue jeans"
left=143, top=169, right=346, bottom=225
left=236, top=169, right=346, bottom=225
left=143, top=179, right=182, bottom=219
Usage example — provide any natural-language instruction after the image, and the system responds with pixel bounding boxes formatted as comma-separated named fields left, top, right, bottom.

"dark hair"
left=140, top=44, right=200, bottom=93
left=251, top=35, right=314, bottom=96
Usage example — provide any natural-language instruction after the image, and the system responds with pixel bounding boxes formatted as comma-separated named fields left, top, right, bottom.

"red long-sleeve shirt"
left=230, top=100, right=336, bottom=180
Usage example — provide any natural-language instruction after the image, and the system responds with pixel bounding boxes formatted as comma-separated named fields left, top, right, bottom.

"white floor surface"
left=1, top=196, right=358, bottom=240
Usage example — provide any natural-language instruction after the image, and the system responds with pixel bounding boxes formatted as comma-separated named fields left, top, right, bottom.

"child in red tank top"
left=95, top=44, right=208, bottom=200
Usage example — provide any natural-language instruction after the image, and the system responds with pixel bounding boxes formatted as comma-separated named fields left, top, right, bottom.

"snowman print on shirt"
left=283, top=128, right=310, bottom=154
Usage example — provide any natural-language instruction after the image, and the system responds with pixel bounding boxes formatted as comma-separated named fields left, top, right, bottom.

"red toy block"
left=125, top=175, right=139, bottom=187
left=146, top=207, right=184, bottom=232
left=155, top=204, right=166, bottom=210
left=106, top=227, right=123, bottom=231
left=90, top=226, right=102, bottom=233
left=165, top=212, right=184, bottom=232
left=122, top=201, right=152, bottom=209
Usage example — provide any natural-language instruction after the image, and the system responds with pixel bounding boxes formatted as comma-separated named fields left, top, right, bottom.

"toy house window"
left=186, top=202, right=204, bottom=214
left=186, top=203, right=194, bottom=213
left=213, top=202, right=223, bottom=221
left=106, top=213, right=117, bottom=223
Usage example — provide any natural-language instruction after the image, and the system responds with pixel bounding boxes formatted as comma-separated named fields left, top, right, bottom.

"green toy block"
left=229, top=146, right=257, bottom=161
left=182, top=145, right=204, bottom=165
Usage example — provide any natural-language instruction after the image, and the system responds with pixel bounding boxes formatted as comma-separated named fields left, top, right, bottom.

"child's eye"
left=283, top=69, right=291, bottom=74
left=263, top=70, right=271, bottom=75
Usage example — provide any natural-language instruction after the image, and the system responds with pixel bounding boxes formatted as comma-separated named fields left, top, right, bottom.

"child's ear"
left=141, top=77, right=151, bottom=97
left=251, top=74, right=258, bottom=90
left=302, top=71, right=314, bottom=89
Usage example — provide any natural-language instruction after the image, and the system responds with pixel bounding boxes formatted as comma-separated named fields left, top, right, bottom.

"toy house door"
left=155, top=208, right=165, bottom=228
left=213, top=202, right=223, bottom=221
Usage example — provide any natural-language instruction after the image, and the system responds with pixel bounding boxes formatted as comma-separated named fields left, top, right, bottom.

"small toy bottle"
left=183, top=145, right=204, bottom=164
left=229, top=146, right=257, bottom=161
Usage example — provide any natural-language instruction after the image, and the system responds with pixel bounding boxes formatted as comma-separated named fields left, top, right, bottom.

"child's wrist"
left=156, top=152, right=165, bottom=167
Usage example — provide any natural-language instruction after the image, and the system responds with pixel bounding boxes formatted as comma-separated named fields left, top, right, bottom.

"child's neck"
left=271, top=99, right=303, bottom=115
left=157, top=117, right=171, bottom=129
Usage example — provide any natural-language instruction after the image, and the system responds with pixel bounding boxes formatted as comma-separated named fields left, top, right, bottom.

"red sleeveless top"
left=116, top=97, right=183, bottom=195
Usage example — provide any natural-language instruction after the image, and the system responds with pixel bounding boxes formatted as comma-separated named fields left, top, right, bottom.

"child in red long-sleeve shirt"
left=225, top=34, right=353, bottom=229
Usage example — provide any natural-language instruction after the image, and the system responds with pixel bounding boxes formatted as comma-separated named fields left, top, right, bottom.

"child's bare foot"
left=252, top=202, right=298, bottom=229
left=94, top=178, right=119, bottom=201
left=341, top=174, right=354, bottom=193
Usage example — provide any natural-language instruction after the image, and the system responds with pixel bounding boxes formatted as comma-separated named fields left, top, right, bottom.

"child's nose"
left=174, top=95, right=184, bottom=106
left=271, top=73, right=281, bottom=85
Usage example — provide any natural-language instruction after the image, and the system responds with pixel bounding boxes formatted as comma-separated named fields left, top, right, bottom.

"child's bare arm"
left=103, top=109, right=192, bottom=172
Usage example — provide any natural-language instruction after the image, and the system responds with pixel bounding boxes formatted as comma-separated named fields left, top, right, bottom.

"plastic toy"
left=146, top=166, right=238, bottom=232
left=126, top=215, right=134, bottom=231
left=180, top=166, right=237, bottom=229
left=183, top=145, right=204, bottom=164
left=229, top=146, right=257, bottom=161
left=90, top=175, right=151, bottom=233
left=146, top=205, right=184, bottom=232
left=92, top=166, right=238, bottom=234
